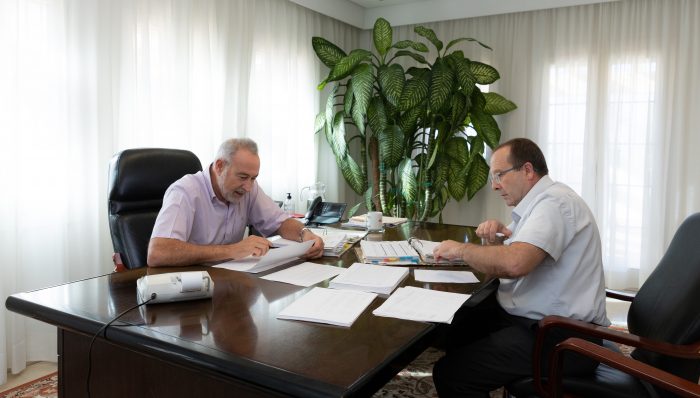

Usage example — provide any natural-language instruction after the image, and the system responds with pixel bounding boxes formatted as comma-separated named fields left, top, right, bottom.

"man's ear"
left=213, top=159, right=225, bottom=175
left=523, top=162, right=537, bottom=180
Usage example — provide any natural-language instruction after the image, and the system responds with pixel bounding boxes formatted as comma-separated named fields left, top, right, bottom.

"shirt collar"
left=511, top=175, right=554, bottom=223
left=204, top=163, right=219, bottom=202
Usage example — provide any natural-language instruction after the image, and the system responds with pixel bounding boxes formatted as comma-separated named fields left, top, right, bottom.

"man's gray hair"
left=216, top=138, right=259, bottom=163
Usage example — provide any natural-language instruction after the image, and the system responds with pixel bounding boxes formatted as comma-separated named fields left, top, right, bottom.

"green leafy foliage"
left=311, top=18, right=516, bottom=221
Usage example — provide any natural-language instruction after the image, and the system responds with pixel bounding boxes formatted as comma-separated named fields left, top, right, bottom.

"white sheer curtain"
left=0, top=0, right=357, bottom=382
left=392, top=0, right=700, bottom=290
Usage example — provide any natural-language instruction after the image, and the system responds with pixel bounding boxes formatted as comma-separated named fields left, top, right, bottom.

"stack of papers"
left=341, top=214, right=408, bottom=229
left=373, top=286, right=471, bottom=324
left=359, top=240, right=420, bottom=265
left=329, top=263, right=409, bottom=296
left=277, top=287, right=377, bottom=327
left=214, top=240, right=314, bottom=273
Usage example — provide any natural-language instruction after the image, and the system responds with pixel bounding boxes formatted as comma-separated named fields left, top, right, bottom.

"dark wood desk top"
left=6, top=221, right=483, bottom=397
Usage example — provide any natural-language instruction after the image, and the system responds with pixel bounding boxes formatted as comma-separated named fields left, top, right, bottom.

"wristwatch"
left=299, top=227, right=311, bottom=242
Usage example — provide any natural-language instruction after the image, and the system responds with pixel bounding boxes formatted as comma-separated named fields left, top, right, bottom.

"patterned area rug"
left=0, top=372, right=57, bottom=398
left=373, top=347, right=504, bottom=398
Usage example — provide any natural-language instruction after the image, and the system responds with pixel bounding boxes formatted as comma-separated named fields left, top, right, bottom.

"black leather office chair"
left=506, top=213, right=700, bottom=397
left=108, top=148, right=202, bottom=270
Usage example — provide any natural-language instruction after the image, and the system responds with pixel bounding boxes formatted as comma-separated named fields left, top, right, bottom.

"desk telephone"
left=304, top=196, right=346, bottom=226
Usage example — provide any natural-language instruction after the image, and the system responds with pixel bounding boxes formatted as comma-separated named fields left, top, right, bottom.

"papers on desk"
left=346, top=214, right=408, bottom=228
left=214, top=240, right=314, bottom=273
left=372, top=286, right=471, bottom=324
left=359, top=240, right=420, bottom=265
left=261, top=262, right=345, bottom=287
left=413, top=269, right=479, bottom=283
left=277, top=287, right=377, bottom=327
left=268, top=228, right=367, bottom=257
left=329, top=263, right=409, bottom=296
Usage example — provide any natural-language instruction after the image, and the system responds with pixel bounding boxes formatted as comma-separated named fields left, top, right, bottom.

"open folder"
left=214, top=240, right=314, bottom=273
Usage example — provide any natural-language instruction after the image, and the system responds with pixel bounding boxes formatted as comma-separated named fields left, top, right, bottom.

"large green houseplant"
left=312, top=18, right=516, bottom=221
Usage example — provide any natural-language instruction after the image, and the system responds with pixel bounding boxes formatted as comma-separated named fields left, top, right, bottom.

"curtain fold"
left=0, top=0, right=358, bottom=382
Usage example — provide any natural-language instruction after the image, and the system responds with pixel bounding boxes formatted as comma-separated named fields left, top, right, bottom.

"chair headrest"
left=108, top=148, right=202, bottom=214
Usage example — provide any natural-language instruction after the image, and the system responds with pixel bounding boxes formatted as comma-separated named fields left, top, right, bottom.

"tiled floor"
left=0, top=298, right=631, bottom=393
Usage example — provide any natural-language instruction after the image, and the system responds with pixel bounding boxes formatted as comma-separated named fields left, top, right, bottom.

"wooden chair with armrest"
left=506, top=212, right=700, bottom=398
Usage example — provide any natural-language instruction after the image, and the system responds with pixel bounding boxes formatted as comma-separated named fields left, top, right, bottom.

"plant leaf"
left=399, top=158, right=418, bottom=205
left=450, top=92, right=467, bottom=128
left=483, top=92, right=517, bottom=115
left=466, top=154, right=489, bottom=199
left=455, top=58, right=476, bottom=96
left=348, top=201, right=363, bottom=218
left=312, top=37, right=347, bottom=68
left=398, top=103, right=424, bottom=136
left=414, top=26, right=443, bottom=51
left=471, top=109, right=501, bottom=150
left=433, top=156, right=449, bottom=191
left=379, top=124, right=405, bottom=168
left=446, top=136, right=469, bottom=167
left=352, top=102, right=366, bottom=136
left=351, top=63, right=373, bottom=115
left=343, top=80, right=354, bottom=115
left=325, top=84, right=338, bottom=128
left=373, top=18, right=393, bottom=57
left=314, top=111, right=325, bottom=134
left=447, top=159, right=468, bottom=200
left=470, top=61, right=500, bottom=84
left=363, top=187, right=374, bottom=212
left=339, top=153, right=366, bottom=195
left=429, top=58, right=454, bottom=112
left=445, top=37, right=493, bottom=52
left=367, top=97, right=387, bottom=136
left=378, top=64, right=405, bottom=107
left=331, top=111, right=348, bottom=156
left=392, top=50, right=429, bottom=65
left=392, top=40, right=429, bottom=52
left=327, top=49, right=372, bottom=82
left=399, top=69, right=430, bottom=111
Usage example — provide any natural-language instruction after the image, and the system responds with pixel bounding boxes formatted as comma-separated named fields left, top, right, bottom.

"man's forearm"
left=277, top=218, right=305, bottom=242
left=147, top=237, right=235, bottom=267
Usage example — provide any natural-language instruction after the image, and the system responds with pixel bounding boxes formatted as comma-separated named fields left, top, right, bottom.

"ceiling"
left=289, top=0, right=619, bottom=29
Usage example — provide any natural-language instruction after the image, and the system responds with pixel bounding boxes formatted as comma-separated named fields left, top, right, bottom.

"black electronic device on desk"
left=304, top=196, right=347, bottom=226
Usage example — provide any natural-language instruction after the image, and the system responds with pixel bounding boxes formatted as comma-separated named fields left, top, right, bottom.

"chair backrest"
left=108, top=148, right=202, bottom=269
left=627, top=212, right=700, bottom=384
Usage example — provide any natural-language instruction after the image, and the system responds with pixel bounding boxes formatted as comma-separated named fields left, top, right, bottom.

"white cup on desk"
left=366, top=211, right=384, bottom=232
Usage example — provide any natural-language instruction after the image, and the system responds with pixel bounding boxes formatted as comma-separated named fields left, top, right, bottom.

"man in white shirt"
left=432, top=138, right=608, bottom=397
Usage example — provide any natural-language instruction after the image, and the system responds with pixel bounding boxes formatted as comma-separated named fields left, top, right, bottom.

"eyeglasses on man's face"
left=489, top=165, right=522, bottom=184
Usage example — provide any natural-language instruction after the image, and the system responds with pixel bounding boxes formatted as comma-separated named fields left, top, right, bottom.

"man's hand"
left=301, top=231, right=324, bottom=259
left=433, top=239, right=467, bottom=262
left=234, top=235, right=273, bottom=258
left=476, top=220, right=512, bottom=244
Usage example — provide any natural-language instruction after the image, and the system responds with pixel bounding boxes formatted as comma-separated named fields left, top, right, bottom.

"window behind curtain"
left=544, top=56, right=657, bottom=287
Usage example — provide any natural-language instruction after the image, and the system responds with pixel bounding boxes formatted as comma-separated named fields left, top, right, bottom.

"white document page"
left=414, top=269, right=479, bottom=284
left=329, top=263, right=409, bottom=295
left=261, top=262, right=345, bottom=287
left=277, top=287, right=377, bottom=327
left=373, top=286, right=471, bottom=324
left=214, top=240, right=314, bottom=274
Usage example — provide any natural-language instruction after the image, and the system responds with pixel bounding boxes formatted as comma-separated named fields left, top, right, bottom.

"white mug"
left=366, top=211, right=383, bottom=232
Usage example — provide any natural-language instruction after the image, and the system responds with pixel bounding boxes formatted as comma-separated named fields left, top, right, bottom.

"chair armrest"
left=548, top=338, right=700, bottom=398
left=531, top=316, right=700, bottom=396
left=606, top=288, right=636, bottom=301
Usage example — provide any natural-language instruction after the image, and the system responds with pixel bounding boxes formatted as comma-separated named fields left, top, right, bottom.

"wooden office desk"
left=6, top=222, right=483, bottom=398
